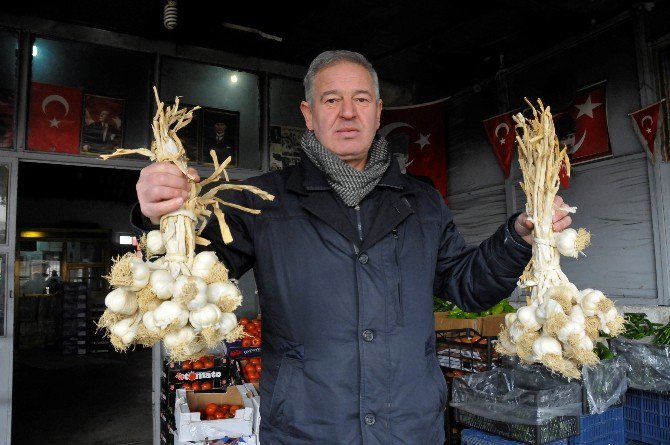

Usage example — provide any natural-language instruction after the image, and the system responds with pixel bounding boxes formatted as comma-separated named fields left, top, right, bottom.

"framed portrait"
left=164, top=101, right=201, bottom=163
left=269, top=125, right=303, bottom=171
left=0, top=89, right=14, bottom=149
left=199, top=108, right=240, bottom=167
left=80, top=94, right=125, bottom=155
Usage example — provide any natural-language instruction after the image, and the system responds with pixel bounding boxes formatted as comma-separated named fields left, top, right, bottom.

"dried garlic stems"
left=102, top=87, right=274, bottom=277
left=514, top=99, right=572, bottom=302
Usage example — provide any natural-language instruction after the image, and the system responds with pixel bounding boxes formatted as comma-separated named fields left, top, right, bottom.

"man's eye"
left=325, top=98, right=338, bottom=104
left=355, top=97, right=371, bottom=103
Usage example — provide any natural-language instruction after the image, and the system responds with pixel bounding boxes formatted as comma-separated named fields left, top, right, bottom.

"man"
left=202, top=121, right=237, bottom=165
left=82, top=109, right=121, bottom=153
left=135, top=50, right=572, bottom=444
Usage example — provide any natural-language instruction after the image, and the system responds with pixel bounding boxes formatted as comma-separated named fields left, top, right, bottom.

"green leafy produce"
left=444, top=298, right=516, bottom=319
left=433, top=297, right=454, bottom=312
left=594, top=341, right=615, bottom=360
left=652, top=321, right=670, bottom=345
left=622, top=313, right=662, bottom=340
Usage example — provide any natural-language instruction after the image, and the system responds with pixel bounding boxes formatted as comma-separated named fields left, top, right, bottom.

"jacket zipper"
left=354, top=205, right=363, bottom=241
left=392, top=228, right=404, bottom=325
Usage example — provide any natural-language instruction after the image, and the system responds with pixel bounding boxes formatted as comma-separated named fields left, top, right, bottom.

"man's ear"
left=300, top=101, right=313, bottom=130
left=375, top=99, right=383, bottom=130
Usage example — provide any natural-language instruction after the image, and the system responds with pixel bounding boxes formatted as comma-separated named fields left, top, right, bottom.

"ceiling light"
left=32, top=45, right=37, bottom=57
left=230, top=74, right=238, bottom=83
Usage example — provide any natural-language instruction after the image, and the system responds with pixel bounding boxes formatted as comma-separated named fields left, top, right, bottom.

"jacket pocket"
left=269, top=354, right=304, bottom=428
left=426, top=352, right=448, bottom=409
left=392, top=228, right=404, bottom=325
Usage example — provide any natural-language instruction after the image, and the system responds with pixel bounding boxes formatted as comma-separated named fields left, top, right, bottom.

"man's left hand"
left=514, top=195, right=573, bottom=245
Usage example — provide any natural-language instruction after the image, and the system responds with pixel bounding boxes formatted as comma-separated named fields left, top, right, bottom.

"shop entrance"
left=11, top=161, right=152, bottom=445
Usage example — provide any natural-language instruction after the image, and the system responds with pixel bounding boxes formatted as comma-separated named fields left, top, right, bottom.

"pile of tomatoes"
left=201, top=402, right=243, bottom=420
left=181, top=380, right=215, bottom=391
left=240, top=317, right=261, bottom=348
left=180, top=355, right=217, bottom=370
left=239, top=357, right=261, bottom=383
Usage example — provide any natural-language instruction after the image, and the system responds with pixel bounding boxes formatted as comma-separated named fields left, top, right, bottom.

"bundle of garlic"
left=97, top=87, right=274, bottom=361
left=495, top=99, right=625, bottom=380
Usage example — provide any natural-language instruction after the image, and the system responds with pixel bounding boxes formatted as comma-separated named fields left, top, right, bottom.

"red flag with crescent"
left=27, top=82, right=83, bottom=153
left=483, top=110, right=517, bottom=178
left=380, top=100, right=448, bottom=202
left=631, top=101, right=663, bottom=163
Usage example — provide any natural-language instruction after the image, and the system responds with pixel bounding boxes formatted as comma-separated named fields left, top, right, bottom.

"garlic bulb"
left=173, top=276, right=207, bottom=310
left=150, top=269, right=175, bottom=300
left=554, top=228, right=579, bottom=258
left=192, top=252, right=219, bottom=279
left=557, top=320, right=584, bottom=343
left=532, top=335, right=563, bottom=361
left=504, top=313, right=517, bottom=328
left=147, top=230, right=166, bottom=255
left=535, top=299, right=564, bottom=325
left=142, top=311, right=162, bottom=333
left=516, top=305, right=541, bottom=331
left=129, top=258, right=151, bottom=291
left=508, top=322, right=526, bottom=343
left=153, top=300, right=189, bottom=330
left=580, top=289, right=605, bottom=316
left=218, top=312, right=238, bottom=335
left=111, top=317, right=140, bottom=345
left=105, top=288, right=138, bottom=315
left=568, top=305, right=586, bottom=326
left=207, top=281, right=242, bottom=307
left=163, top=326, right=196, bottom=349
left=189, top=304, right=222, bottom=331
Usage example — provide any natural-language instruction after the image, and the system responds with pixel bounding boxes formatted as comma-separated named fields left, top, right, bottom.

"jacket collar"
left=285, top=152, right=406, bottom=195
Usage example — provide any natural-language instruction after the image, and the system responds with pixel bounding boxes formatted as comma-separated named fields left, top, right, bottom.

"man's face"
left=99, top=110, right=109, bottom=122
left=300, top=61, right=382, bottom=169
left=214, top=122, right=227, bottom=134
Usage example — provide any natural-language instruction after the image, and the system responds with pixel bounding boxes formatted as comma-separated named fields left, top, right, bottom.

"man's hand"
left=514, top=195, right=573, bottom=245
left=136, top=162, right=200, bottom=225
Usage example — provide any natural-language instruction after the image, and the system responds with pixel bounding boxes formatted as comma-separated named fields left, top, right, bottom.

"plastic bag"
left=581, top=355, right=628, bottom=414
left=450, top=367, right=582, bottom=425
left=610, top=337, right=670, bottom=393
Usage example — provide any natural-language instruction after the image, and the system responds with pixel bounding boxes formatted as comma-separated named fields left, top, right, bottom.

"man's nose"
left=340, top=98, right=356, bottom=119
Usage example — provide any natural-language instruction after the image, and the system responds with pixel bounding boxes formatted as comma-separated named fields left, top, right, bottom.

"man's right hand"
left=136, top=162, right=201, bottom=225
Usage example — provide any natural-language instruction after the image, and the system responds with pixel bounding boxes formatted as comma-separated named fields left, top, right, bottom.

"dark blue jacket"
left=198, top=156, right=532, bottom=444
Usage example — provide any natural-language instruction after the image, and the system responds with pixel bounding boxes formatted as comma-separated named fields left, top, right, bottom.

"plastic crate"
left=624, top=389, right=670, bottom=444
left=436, top=328, right=499, bottom=373
left=461, top=428, right=568, bottom=445
left=454, top=409, right=579, bottom=445
left=568, top=406, right=624, bottom=445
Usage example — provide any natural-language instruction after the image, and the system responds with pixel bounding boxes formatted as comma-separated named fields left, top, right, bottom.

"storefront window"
left=0, top=254, right=5, bottom=336
left=160, top=57, right=261, bottom=170
left=0, top=31, right=18, bottom=150
left=29, top=37, right=153, bottom=156
left=269, top=76, right=305, bottom=171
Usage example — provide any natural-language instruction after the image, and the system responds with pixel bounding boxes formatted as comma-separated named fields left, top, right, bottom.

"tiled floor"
left=11, top=347, right=153, bottom=445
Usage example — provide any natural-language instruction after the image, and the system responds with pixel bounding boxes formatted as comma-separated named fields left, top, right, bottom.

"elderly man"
left=135, top=50, right=572, bottom=444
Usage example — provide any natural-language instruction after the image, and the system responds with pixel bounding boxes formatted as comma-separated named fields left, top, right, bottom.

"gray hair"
left=304, top=50, right=380, bottom=105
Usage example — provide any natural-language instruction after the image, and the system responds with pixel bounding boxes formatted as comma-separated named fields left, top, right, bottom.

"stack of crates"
left=61, top=282, right=87, bottom=355
left=624, top=389, right=670, bottom=444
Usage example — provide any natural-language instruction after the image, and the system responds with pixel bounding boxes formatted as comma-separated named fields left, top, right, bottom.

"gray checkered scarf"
left=301, top=130, right=390, bottom=207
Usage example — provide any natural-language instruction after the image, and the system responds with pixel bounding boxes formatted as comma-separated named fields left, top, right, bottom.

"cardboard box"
left=225, top=341, right=261, bottom=359
left=174, top=385, right=254, bottom=442
left=434, top=312, right=506, bottom=337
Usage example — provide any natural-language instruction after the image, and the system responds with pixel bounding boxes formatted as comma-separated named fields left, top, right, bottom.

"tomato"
left=244, top=325, right=257, bottom=334
left=246, top=369, right=259, bottom=381
left=252, top=318, right=261, bottom=326
left=239, top=317, right=250, bottom=326
left=205, top=403, right=218, bottom=416
left=181, top=382, right=192, bottom=390
left=202, top=358, right=215, bottom=368
left=214, top=410, right=226, bottom=419
left=229, top=405, right=239, bottom=416
left=206, top=414, right=216, bottom=420
left=181, top=360, right=193, bottom=370
left=192, top=360, right=204, bottom=369
left=244, top=363, right=255, bottom=374
left=219, top=404, right=230, bottom=413
left=201, top=381, right=213, bottom=390
left=251, top=337, right=261, bottom=347
left=191, top=382, right=201, bottom=391
left=241, top=337, right=252, bottom=348
left=255, top=364, right=262, bottom=373
left=249, top=357, right=260, bottom=365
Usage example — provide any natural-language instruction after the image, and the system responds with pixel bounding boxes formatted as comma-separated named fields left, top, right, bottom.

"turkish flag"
left=483, top=110, right=517, bottom=178
left=553, top=83, right=611, bottom=165
left=380, top=100, right=448, bottom=202
left=27, top=82, right=83, bottom=153
left=631, top=101, right=663, bottom=163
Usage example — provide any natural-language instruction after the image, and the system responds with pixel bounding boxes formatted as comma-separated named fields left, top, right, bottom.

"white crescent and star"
left=378, top=122, right=413, bottom=138
left=641, top=115, right=654, bottom=133
left=494, top=122, right=509, bottom=145
left=41, top=94, right=70, bottom=128
left=574, top=94, right=602, bottom=119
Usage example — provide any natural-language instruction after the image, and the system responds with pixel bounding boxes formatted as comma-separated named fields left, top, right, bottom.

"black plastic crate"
left=436, top=328, right=499, bottom=374
left=454, top=409, right=579, bottom=445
